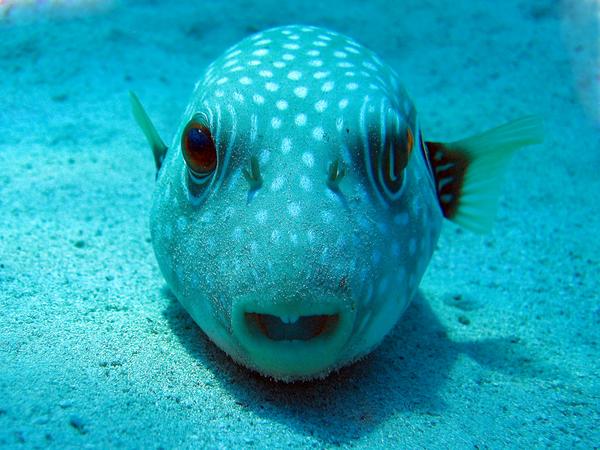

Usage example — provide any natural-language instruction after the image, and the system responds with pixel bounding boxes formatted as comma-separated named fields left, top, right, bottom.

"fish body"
left=131, top=25, right=543, bottom=380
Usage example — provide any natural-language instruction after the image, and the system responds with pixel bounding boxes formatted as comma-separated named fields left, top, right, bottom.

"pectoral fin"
left=426, top=115, right=544, bottom=233
left=129, top=91, right=168, bottom=172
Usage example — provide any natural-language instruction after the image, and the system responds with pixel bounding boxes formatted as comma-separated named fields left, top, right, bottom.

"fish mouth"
left=244, top=312, right=340, bottom=341
left=231, top=296, right=355, bottom=380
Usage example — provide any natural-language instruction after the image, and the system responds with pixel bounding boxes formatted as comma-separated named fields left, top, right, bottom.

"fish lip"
left=231, top=294, right=356, bottom=380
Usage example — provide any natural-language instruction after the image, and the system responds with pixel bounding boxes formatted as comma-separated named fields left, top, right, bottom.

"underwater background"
left=0, top=0, right=598, bottom=447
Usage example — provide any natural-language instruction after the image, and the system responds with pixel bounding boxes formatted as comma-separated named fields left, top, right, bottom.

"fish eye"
left=181, top=114, right=217, bottom=178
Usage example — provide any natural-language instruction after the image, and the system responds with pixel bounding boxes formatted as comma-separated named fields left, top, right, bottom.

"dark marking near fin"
left=425, top=141, right=471, bottom=219
left=423, top=116, right=543, bottom=233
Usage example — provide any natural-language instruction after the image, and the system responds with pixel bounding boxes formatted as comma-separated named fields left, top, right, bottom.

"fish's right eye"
left=181, top=114, right=217, bottom=180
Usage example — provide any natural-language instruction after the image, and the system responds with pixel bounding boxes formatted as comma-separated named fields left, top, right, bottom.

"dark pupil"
left=185, top=125, right=216, bottom=173
left=187, top=127, right=211, bottom=152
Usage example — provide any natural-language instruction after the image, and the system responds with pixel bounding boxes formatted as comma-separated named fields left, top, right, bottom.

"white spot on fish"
left=281, top=137, right=292, bottom=154
left=295, top=113, right=307, bottom=126
left=271, top=175, right=285, bottom=191
left=294, top=86, right=308, bottom=98
left=322, top=81, right=334, bottom=92
left=271, top=117, right=282, bottom=129
left=363, top=61, right=378, bottom=71
left=271, top=229, right=281, bottom=244
left=288, top=70, right=302, bottom=80
left=253, top=93, right=265, bottom=105
left=232, top=227, right=243, bottom=241
left=315, top=100, right=327, bottom=112
left=321, top=210, right=334, bottom=224
left=265, top=82, right=279, bottom=92
left=312, top=127, right=324, bottom=141
left=249, top=241, right=259, bottom=255
left=256, top=209, right=268, bottom=224
left=302, top=152, right=315, bottom=167
left=259, top=149, right=271, bottom=164
left=250, top=114, right=258, bottom=142
left=225, top=49, right=241, bottom=59
left=287, top=202, right=301, bottom=217
left=299, top=175, right=312, bottom=191
left=253, top=48, right=269, bottom=57
left=276, top=99, right=288, bottom=111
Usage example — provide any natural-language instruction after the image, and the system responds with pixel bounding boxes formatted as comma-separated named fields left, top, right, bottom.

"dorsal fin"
left=426, top=115, right=544, bottom=233
left=129, top=91, right=168, bottom=172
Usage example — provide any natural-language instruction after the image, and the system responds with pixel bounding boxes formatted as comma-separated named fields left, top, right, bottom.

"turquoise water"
left=1, top=0, right=598, bottom=447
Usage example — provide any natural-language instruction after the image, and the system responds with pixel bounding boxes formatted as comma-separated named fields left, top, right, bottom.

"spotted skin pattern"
left=150, top=25, right=443, bottom=380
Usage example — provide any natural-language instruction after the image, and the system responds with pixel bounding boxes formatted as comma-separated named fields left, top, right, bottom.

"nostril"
left=245, top=312, right=339, bottom=341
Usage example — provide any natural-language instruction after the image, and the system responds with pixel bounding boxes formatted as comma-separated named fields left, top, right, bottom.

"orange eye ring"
left=181, top=115, right=217, bottom=176
left=406, top=127, right=414, bottom=155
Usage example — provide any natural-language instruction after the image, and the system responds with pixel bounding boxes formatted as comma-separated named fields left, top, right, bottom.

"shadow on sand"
left=163, top=290, right=536, bottom=444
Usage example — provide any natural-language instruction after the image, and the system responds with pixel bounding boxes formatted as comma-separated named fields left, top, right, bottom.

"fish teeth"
left=279, top=314, right=300, bottom=324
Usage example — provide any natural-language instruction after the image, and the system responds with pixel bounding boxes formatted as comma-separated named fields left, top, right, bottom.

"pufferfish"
left=130, top=25, right=542, bottom=381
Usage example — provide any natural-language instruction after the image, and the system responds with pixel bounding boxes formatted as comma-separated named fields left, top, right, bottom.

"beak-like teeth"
left=279, top=314, right=300, bottom=324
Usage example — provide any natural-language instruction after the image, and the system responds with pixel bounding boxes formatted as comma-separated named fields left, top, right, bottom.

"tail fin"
left=129, top=91, right=168, bottom=172
left=426, top=115, right=543, bottom=233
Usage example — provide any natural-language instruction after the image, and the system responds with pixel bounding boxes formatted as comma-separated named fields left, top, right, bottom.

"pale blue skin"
left=150, top=25, right=443, bottom=380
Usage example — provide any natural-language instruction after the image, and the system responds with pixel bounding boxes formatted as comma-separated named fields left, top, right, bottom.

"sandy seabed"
left=0, top=0, right=598, bottom=448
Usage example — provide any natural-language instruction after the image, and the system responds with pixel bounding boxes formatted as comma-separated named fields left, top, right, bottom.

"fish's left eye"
left=181, top=115, right=217, bottom=178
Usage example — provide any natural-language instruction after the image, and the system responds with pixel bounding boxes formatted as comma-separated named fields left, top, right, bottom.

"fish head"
left=147, top=26, right=443, bottom=380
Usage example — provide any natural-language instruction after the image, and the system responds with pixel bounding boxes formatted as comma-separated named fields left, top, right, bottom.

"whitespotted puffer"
left=130, top=25, right=543, bottom=381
